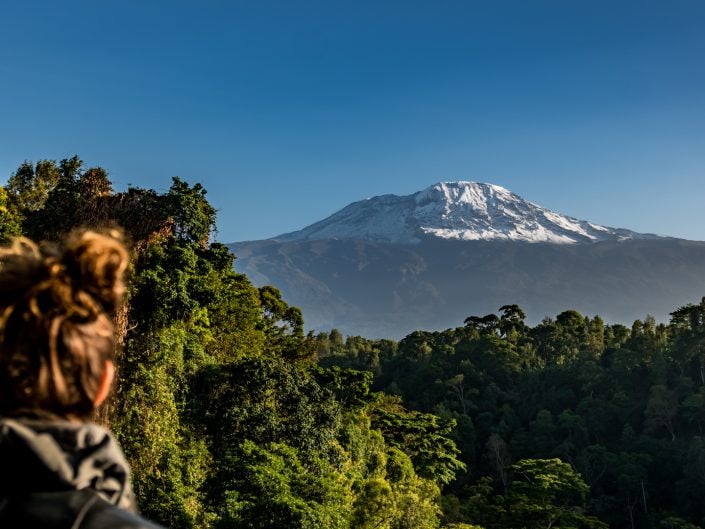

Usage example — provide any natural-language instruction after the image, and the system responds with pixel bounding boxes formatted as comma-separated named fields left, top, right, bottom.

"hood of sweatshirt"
left=0, top=418, right=136, bottom=512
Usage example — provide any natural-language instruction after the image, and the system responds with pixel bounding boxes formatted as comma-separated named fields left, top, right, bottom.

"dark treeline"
left=318, top=303, right=705, bottom=529
left=3, top=157, right=704, bottom=529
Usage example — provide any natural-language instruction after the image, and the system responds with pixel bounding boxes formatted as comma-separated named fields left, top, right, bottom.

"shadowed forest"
left=2, top=157, right=705, bottom=529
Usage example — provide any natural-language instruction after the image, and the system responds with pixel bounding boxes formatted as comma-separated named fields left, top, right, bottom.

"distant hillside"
left=229, top=182, right=704, bottom=338
left=230, top=237, right=705, bottom=338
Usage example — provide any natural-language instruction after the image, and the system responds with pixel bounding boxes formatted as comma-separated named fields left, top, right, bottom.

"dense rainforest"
left=1, top=156, right=704, bottom=529
left=319, top=304, right=705, bottom=529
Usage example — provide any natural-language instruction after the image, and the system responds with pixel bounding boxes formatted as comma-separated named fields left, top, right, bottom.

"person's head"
left=0, top=229, right=128, bottom=419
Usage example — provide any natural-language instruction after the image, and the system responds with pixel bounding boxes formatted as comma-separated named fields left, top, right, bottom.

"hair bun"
left=61, top=230, right=128, bottom=314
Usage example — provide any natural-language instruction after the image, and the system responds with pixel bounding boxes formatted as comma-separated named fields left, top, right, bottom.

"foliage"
left=216, top=440, right=351, bottom=529
left=3, top=157, right=462, bottom=529
left=322, top=301, right=705, bottom=528
left=13, top=155, right=705, bottom=529
left=506, top=458, right=604, bottom=529
left=0, top=187, right=22, bottom=243
left=373, top=405, right=466, bottom=485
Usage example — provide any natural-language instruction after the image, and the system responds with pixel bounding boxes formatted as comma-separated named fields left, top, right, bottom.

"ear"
left=94, top=360, right=115, bottom=408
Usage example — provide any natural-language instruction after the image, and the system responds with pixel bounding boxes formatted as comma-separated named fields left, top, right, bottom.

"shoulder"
left=0, top=490, right=166, bottom=529
left=80, top=492, right=166, bottom=529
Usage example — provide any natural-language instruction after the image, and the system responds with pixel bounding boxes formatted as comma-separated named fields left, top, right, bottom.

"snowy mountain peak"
left=275, top=181, right=660, bottom=245
left=415, top=181, right=515, bottom=209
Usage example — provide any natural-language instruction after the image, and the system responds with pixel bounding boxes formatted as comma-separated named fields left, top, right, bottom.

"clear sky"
left=1, top=0, right=704, bottom=242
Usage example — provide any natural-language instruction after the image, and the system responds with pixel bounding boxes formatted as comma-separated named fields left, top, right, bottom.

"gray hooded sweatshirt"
left=0, top=418, right=164, bottom=529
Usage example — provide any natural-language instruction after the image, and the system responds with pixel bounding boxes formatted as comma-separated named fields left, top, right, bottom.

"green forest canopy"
left=2, top=157, right=705, bottom=529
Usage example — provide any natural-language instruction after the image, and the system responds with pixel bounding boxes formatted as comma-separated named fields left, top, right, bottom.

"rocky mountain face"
left=229, top=182, right=705, bottom=338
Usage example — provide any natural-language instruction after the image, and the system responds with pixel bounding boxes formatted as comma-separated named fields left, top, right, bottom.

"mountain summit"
left=231, top=181, right=705, bottom=337
left=276, top=181, right=659, bottom=244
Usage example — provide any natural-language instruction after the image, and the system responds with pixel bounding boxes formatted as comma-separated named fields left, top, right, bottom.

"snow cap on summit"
left=275, top=181, right=660, bottom=244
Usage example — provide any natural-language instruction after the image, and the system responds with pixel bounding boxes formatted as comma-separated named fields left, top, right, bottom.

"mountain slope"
left=230, top=182, right=701, bottom=338
left=276, top=182, right=661, bottom=245
left=231, top=237, right=705, bottom=338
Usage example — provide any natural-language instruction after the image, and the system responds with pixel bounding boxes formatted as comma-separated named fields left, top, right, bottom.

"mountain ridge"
left=229, top=182, right=703, bottom=338
left=274, top=181, right=665, bottom=245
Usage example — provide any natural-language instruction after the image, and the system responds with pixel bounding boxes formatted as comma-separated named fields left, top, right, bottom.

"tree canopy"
left=0, top=157, right=464, bottom=529
left=5, top=156, right=705, bottom=528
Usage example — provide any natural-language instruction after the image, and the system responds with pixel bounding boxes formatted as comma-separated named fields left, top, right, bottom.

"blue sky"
left=1, top=0, right=704, bottom=242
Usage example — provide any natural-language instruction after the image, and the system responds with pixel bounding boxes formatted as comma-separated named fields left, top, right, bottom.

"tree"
left=486, top=434, right=511, bottom=492
left=373, top=406, right=465, bottom=486
left=257, top=285, right=308, bottom=358
left=645, top=385, right=678, bottom=440
left=216, top=440, right=351, bottom=529
left=4, top=159, right=60, bottom=213
left=0, top=186, right=22, bottom=242
left=465, top=314, right=500, bottom=336
left=166, top=177, right=216, bottom=247
left=498, top=305, right=527, bottom=339
left=507, top=458, right=606, bottom=529
left=446, top=374, right=472, bottom=415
